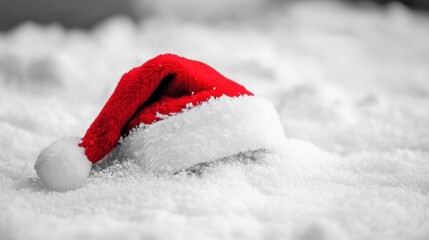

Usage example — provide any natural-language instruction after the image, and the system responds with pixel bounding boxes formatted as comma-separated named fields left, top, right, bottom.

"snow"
left=1, top=0, right=429, bottom=239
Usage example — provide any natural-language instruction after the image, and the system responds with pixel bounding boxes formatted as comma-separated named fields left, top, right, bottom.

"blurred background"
left=0, top=0, right=428, bottom=30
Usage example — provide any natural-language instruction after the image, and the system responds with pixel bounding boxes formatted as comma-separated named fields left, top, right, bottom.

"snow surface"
left=1, top=1, right=429, bottom=239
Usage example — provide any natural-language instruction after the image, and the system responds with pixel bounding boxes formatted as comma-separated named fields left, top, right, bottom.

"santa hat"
left=35, top=54, right=286, bottom=191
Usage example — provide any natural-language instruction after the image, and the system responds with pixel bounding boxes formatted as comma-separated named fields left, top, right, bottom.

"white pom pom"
left=35, top=136, right=92, bottom=192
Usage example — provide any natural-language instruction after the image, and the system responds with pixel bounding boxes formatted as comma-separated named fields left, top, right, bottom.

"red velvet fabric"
left=79, top=54, right=253, bottom=164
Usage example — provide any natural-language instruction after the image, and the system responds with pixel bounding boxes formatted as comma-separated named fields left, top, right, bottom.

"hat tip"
left=35, top=136, right=92, bottom=192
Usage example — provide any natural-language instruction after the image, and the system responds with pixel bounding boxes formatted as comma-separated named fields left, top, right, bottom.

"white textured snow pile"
left=1, top=1, right=429, bottom=240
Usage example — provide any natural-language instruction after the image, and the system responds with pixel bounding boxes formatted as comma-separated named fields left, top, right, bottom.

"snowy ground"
left=1, top=1, right=429, bottom=239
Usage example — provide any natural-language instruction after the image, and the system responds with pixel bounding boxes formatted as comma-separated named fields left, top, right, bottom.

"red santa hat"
left=35, top=54, right=286, bottom=191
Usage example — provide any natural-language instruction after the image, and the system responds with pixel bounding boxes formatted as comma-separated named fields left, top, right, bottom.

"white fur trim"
left=118, top=95, right=286, bottom=173
left=35, top=136, right=92, bottom=191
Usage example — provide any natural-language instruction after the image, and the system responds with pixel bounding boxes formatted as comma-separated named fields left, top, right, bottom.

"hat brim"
left=115, top=95, right=287, bottom=173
